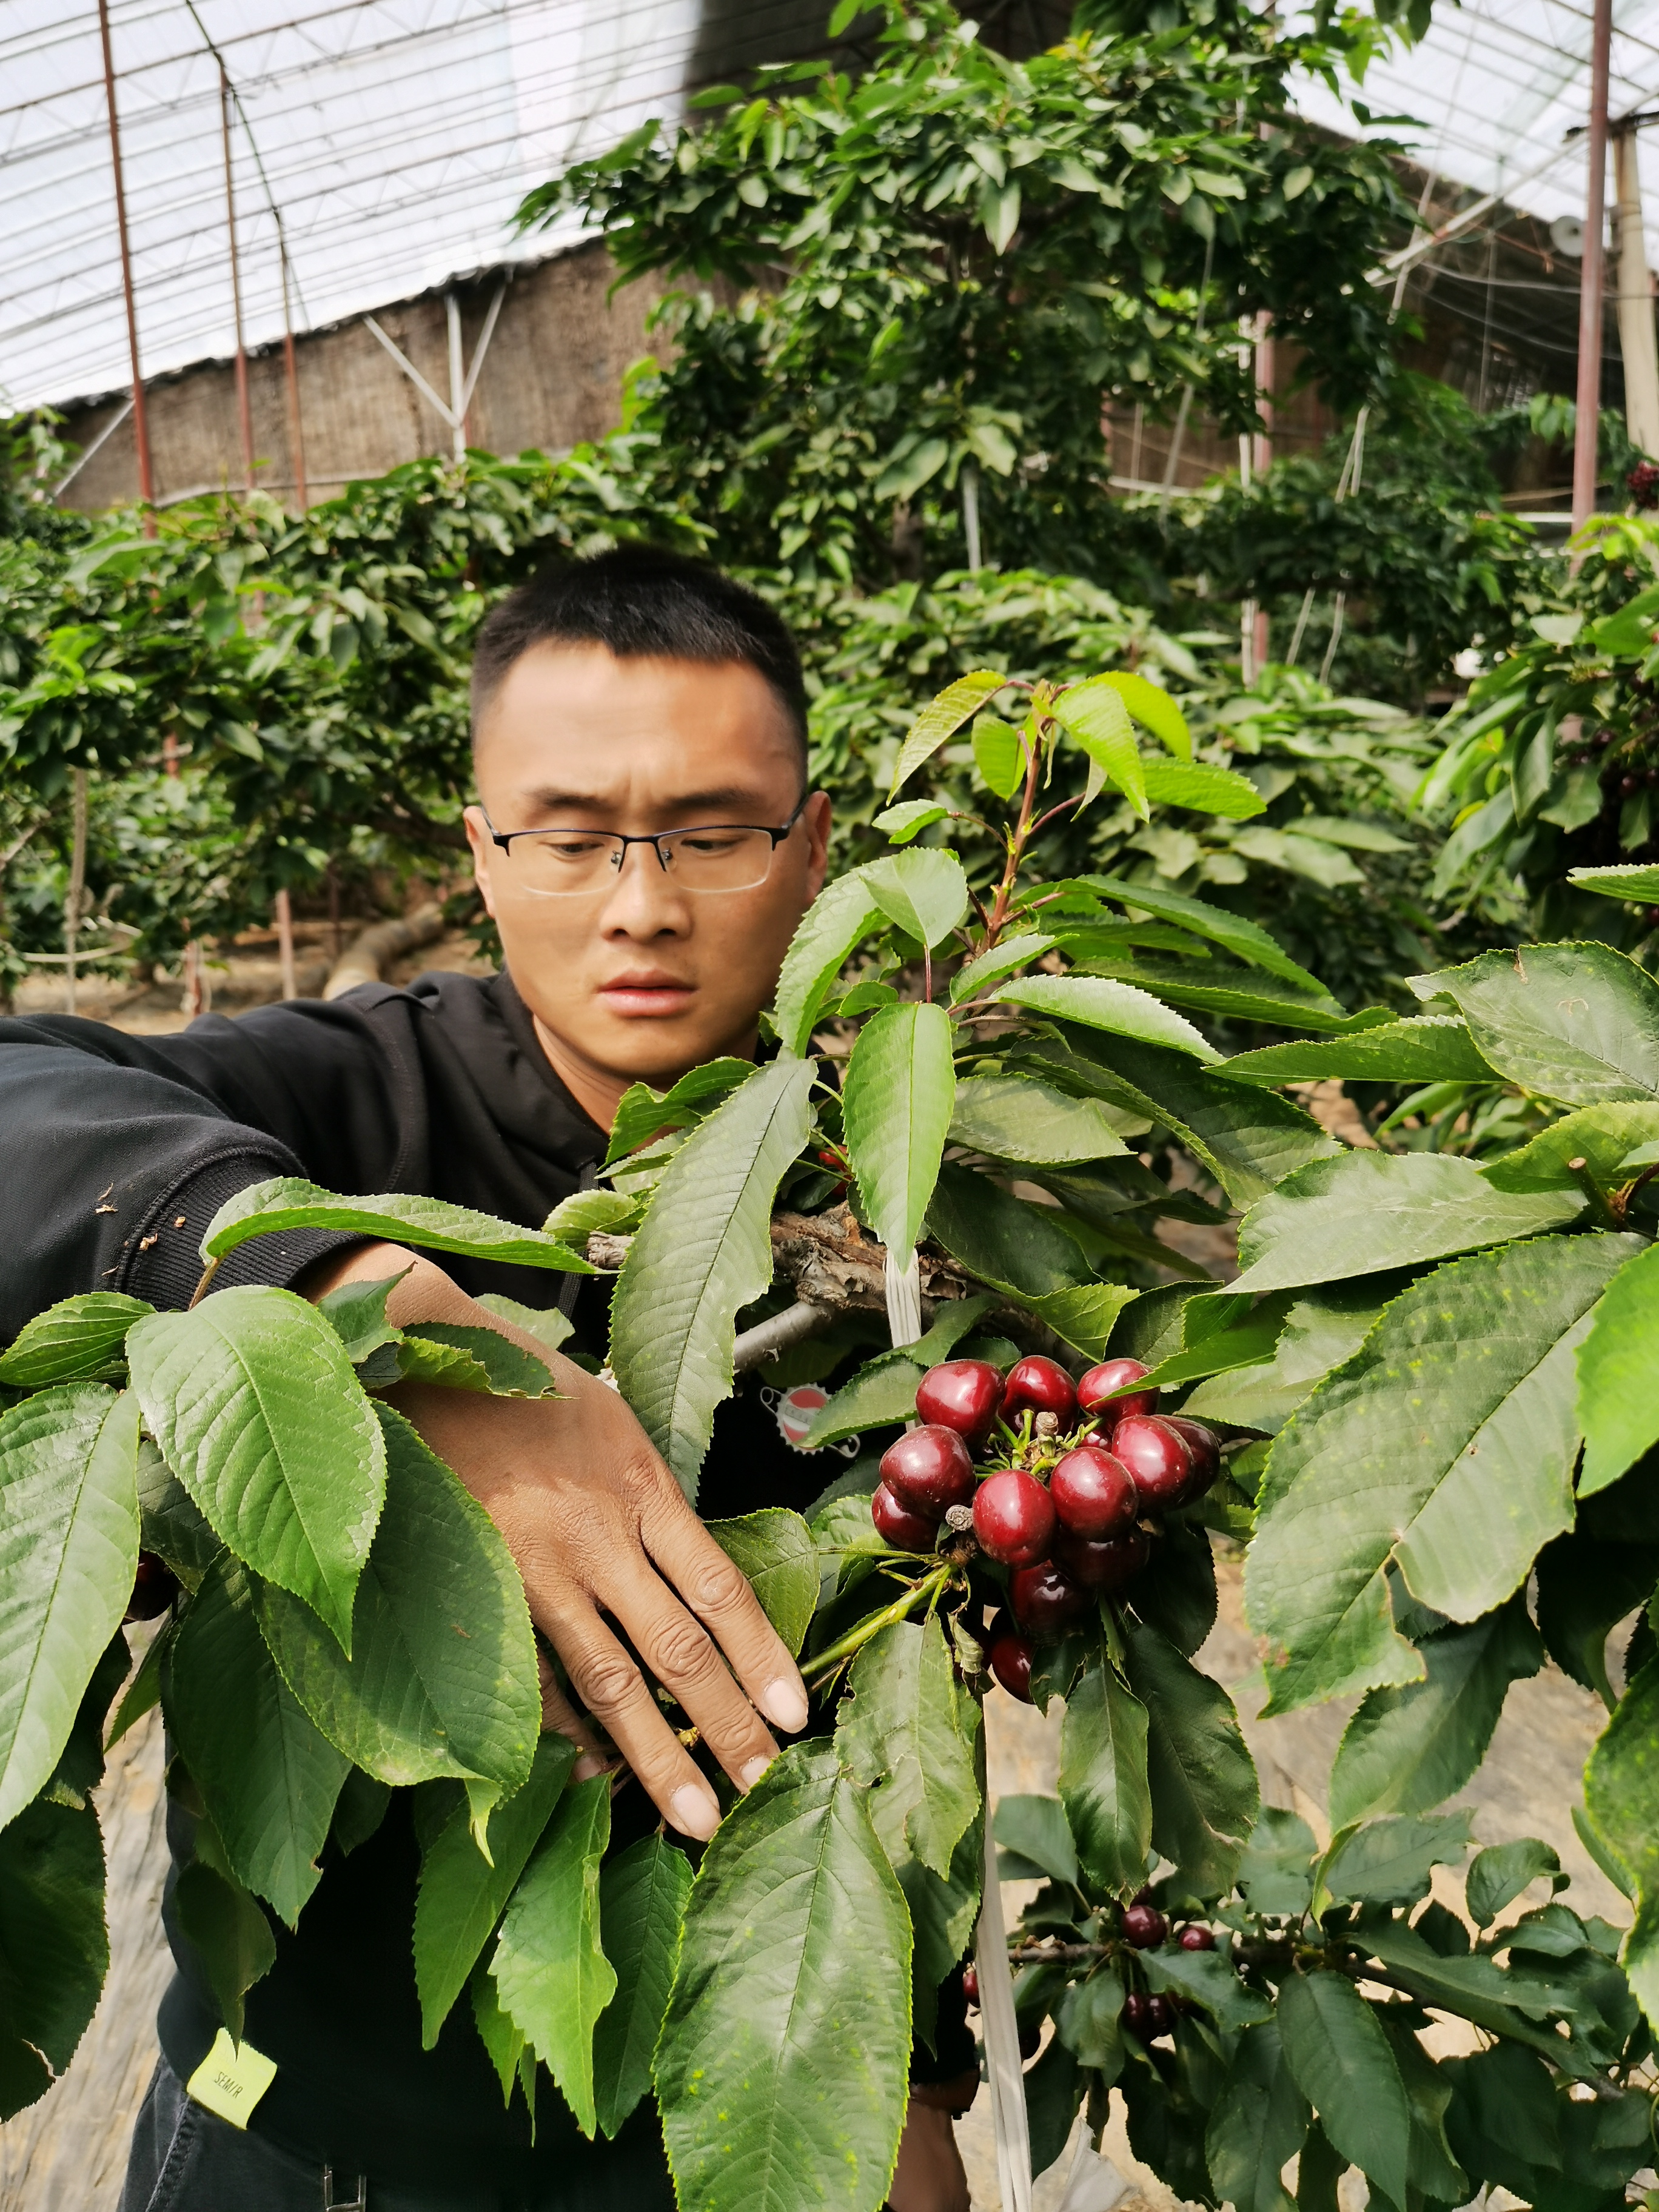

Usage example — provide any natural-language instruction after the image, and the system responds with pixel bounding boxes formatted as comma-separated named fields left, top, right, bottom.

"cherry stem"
left=802, top=1565, right=953, bottom=1684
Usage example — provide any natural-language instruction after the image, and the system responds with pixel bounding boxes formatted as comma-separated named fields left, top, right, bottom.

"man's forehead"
left=477, top=642, right=798, bottom=773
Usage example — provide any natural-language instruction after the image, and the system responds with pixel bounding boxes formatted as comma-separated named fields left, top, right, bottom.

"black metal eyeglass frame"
left=479, top=794, right=809, bottom=872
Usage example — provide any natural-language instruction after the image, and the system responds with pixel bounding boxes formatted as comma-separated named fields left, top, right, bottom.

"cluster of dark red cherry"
left=963, top=1894, right=1218, bottom=2046
left=869, top=1352, right=1221, bottom=1703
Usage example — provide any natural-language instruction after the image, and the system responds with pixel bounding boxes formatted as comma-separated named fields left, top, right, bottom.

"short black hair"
left=470, top=545, right=808, bottom=771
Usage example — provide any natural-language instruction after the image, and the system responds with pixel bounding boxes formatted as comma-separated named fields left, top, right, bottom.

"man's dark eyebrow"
left=518, top=783, right=788, bottom=817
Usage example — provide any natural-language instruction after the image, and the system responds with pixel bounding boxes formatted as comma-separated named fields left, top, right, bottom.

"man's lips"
left=597, top=976, right=696, bottom=1017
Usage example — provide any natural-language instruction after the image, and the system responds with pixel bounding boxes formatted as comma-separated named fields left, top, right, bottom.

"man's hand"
left=303, top=1241, right=808, bottom=1840
left=887, top=2102, right=971, bottom=2212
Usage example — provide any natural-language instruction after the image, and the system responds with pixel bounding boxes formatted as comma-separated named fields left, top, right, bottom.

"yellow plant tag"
left=186, top=2029, right=277, bottom=2129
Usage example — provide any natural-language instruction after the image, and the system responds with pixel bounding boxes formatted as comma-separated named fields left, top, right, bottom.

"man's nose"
left=596, top=840, right=691, bottom=933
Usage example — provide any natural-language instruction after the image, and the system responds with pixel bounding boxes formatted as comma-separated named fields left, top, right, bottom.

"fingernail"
left=669, top=1783, right=721, bottom=1841
left=739, top=1754, right=773, bottom=1792
left=760, top=1676, right=809, bottom=1734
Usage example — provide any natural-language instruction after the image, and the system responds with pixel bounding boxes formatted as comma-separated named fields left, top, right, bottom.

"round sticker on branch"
left=759, top=1383, right=860, bottom=1455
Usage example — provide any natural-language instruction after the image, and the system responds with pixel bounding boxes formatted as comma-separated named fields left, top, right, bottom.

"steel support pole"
left=97, top=0, right=155, bottom=528
left=1614, top=126, right=1659, bottom=457
left=1574, top=0, right=1615, bottom=536
left=220, top=65, right=255, bottom=489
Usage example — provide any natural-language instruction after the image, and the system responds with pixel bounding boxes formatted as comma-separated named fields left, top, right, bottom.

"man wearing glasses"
left=0, top=548, right=972, bottom=2212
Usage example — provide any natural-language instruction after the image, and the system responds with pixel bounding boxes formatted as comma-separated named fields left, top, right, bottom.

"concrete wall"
left=56, top=244, right=667, bottom=513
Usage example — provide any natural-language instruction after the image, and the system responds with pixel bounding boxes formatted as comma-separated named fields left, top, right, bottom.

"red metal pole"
left=1574, top=0, right=1615, bottom=538
left=96, top=0, right=156, bottom=529
left=220, top=65, right=255, bottom=491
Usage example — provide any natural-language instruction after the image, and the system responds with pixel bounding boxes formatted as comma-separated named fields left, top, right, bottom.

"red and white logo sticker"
left=774, top=1384, right=829, bottom=1449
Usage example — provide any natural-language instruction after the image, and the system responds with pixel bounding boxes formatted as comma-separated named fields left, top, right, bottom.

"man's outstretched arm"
left=302, top=1240, right=809, bottom=1838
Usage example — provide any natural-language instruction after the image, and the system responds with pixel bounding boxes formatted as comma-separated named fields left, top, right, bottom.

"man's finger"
left=549, top=1605, right=722, bottom=1840
left=596, top=1557, right=780, bottom=1791
left=637, top=1481, right=809, bottom=1734
left=536, top=1649, right=611, bottom=1783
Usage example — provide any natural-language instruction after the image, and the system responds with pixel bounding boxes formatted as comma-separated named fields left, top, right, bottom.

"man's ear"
left=803, top=790, right=832, bottom=905
left=463, top=805, right=500, bottom=920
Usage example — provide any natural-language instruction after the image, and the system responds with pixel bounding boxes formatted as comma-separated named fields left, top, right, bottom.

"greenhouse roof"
left=2, top=0, right=1658, bottom=418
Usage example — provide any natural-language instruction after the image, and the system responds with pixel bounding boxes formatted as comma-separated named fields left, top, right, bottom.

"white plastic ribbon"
left=885, top=1246, right=924, bottom=1349
left=976, top=1809, right=1033, bottom=2212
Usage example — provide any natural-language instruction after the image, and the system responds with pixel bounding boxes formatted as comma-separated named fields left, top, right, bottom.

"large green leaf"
left=396, top=1324, right=557, bottom=1398
left=1378, top=2015, right=1469, bottom=2205
left=836, top=1617, right=979, bottom=1879
left=203, top=1178, right=593, bottom=1273
left=470, top=1954, right=534, bottom=2115
left=128, top=1287, right=386, bottom=1652
left=412, top=1737, right=576, bottom=2047
left=1072, top=958, right=1349, bottom=1032
left=136, top=1437, right=219, bottom=1594
left=993, top=1794, right=1079, bottom=1886
left=1184, top=1285, right=1389, bottom=1437
left=1466, top=1839, right=1564, bottom=1928
left=1082, top=876, right=1326, bottom=992
left=1141, top=760, right=1262, bottom=817
left=491, top=1774, right=615, bottom=2137
left=0, top=1796, right=107, bottom=2119
left=1057, top=1660, right=1151, bottom=1897
left=887, top=669, right=1008, bottom=797
left=1230, top=1151, right=1581, bottom=1296
left=256, top=1405, right=539, bottom=1794
left=609, top=1057, right=817, bottom=1496
left=167, top=1554, right=350, bottom=1926
left=948, top=1074, right=1128, bottom=1164
left=862, top=850, right=971, bottom=948
left=996, top=974, right=1220, bottom=1062
left=172, top=1855, right=276, bottom=2045
left=1036, top=1030, right=1339, bottom=1207
left=0, top=1386, right=139, bottom=1831
left=926, top=1160, right=1093, bottom=1300
left=1205, top=2022, right=1309, bottom=2212
left=1056, top=1963, right=1125, bottom=2073
left=1583, top=1657, right=1659, bottom=2029
left=898, top=1815, right=980, bottom=2054
left=773, top=872, right=886, bottom=1056
left=949, top=931, right=1054, bottom=1004
left=797, top=1358, right=926, bottom=1451
left=1025, top=2035, right=1085, bottom=2182
left=1051, top=680, right=1146, bottom=817
left=1122, top=1623, right=1258, bottom=1897
left=604, top=1058, right=756, bottom=1165
left=842, top=1000, right=956, bottom=1261
left=1327, top=1600, right=1544, bottom=1828
left=1276, top=1971, right=1410, bottom=2208
left=1482, top=1102, right=1659, bottom=1192
left=0, top=1293, right=153, bottom=1387
left=1238, top=1807, right=1318, bottom=1916
left=1409, top=943, right=1659, bottom=1105
left=1247, top=1235, right=1640, bottom=1715
left=707, top=1510, right=818, bottom=1658
left=1219, top=1017, right=1494, bottom=1087
left=592, top=1832, right=693, bottom=2139
left=1566, top=862, right=1659, bottom=900
left=1142, top=1943, right=1273, bottom=2029
left=656, top=1740, right=912, bottom=2212
left=1025, top=1283, right=1141, bottom=1359
left=1577, top=1239, right=1659, bottom=1495
left=1322, top=1812, right=1473, bottom=1908
left=1085, top=671, right=1192, bottom=759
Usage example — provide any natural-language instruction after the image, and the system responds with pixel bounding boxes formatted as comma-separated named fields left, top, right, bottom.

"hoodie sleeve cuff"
left=116, top=1151, right=366, bottom=1312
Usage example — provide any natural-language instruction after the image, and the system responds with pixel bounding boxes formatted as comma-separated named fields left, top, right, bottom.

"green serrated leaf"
left=949, top=930, right=1054, bottom=1004
left=1056, top=1962, right=1125, bottom=2073
left=0, top=1293, right=153, bottom=1387
left=473, top=1295, right=574, bottom=1356
left=772, top=873, right=886, bottom=1056
left=707, top=1510, right=818, bottom=1657
left=1220, top=1017, right=1493, bottom=1087
left=993, top=1794, right=1079, bottom=1886
left=925, top=1161, right=1092, bottom=1301
left=1143, top=1942, right=1273, bottom=2028
left=837, top=1617, right=979, bottom=1879
left=971, top=714, right=1027, bottom=799
left=1123, top=1623, right=1258, bottom=1896
left=136, top=1438, right=218, bottom=1592
left=609, top=1057, right=817, bottom=1496
left=491, top=1773, right=615, bottom=2138
left=1238, top=1806, right=1318, bottom=1915
left=1230, top=1151, right=1583, bottom=1297
left=398, top=1324, right=557, bottom=1398
left=255, top=1404, right=538, bottom=1793
left=201, top=1178, right=594, bottom=1273
left=1277, top=1971, right=1409, bottom=2207
left=167, top=1553, right=349, bottom=1926
left=1058, top=1661, right=1151, bottom=1897
left=1128, top=1521, right=1218, bottom=1657
left=414, top=1737, right=576, bottom=2047
left=1328, top=1600, right=1543, bottom=1828
left=863, top=850, right=970, bottom=949
left=1205, top=2021, right=1309, bottom=2212
left=173, top=1855, right=275, bottom=2045
left=657, top=1741, right=912, bottom=2212
left=1084, top=671, right=1191, bottom=760
left=1466, top=1838, right=1563, bottom=1928
left=315, top=1273, right=406, bottom=1365
left=1409, top=943, right=1659, bottom=1105
left=471, top=1952, right=534, bottom=2113
left=1082, top=877, right=1326, bottom=993
left=948, top=1074, right=1128, bottom=1165
left=592, top=1832, right=693, bottom=2138
left=0, top=1386, right=139, bottom=1831
left=872, top=799, right=949, bottom=844
left=1025, top=1283, right=1141, bottom=1360
left=997, top=973, right=1220, bottom=1062
left=1052, top=680, right=1146, bottom=818
left=888, top=669, right=1008, bottom=798
left=1583, top=1657, right=1659, bottom=2029
left=0, top=1795, right=108, bottom=2116
left=603, top=1060, right=756, bottom=1167
left=1322, top=1811, right=1473, bottom=1907
left=1567, top=862, right=1659, bottom=900
left=797, top=1358, right=925, bottom=1452
left=1072, top=959, right=1350, bottom=1033
left=1578, top=1239, right=1659, bottom=1495
left=128, top=1288, right=386, bottom=1654
left=843, top=1000, right=956, bottom=1261
left=899, top=1813, right=981, bottom=2053
left=1482, top=1102, right=1659, bottom=1192
left=1142, top=759, right=1263, bottom=818
left=1247, top=1235, right=1641, bottom=1716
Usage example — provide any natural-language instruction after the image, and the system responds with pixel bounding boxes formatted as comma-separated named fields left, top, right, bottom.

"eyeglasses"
left=480, top=796, right=808, bottom=897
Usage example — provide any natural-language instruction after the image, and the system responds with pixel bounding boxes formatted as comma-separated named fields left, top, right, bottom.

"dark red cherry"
left=1049, top=1444, right=1138, bottom=1540
left=871, top=1483, right=939, bottom=1550
left=1077, top=1357, right=1159, bottom=1428
left=1009, top=1562, right=1088, bottom=1637
left=1145, top=1994, right=1176, bottom=2037
left=999, top=1355, right=1078, bottom=1429
left=1111, top=1415, right=1195, bottom=1509
left=1179, top=1925, right=1216, bottom=1951
left=915, top=1359, right=1004, bottom=1449
left=1122, top=1902, right=1167, bottom=1948
left=962, top=1965, right=980, bottom=2008
left=1161, top=1416, right=1221, bottom=1498
left=1053, top=1526, right=1149, bottom=1590
left=125, top=1551, right=178, bottom=1622
left=1122, top=1991, right=1154, bottom=2038
left=880, top=1425, right=974, bottom=1517
left=972, top=1470, right=1056, bottom=1567
left=988, top=1629, right=1036, bottom=1702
